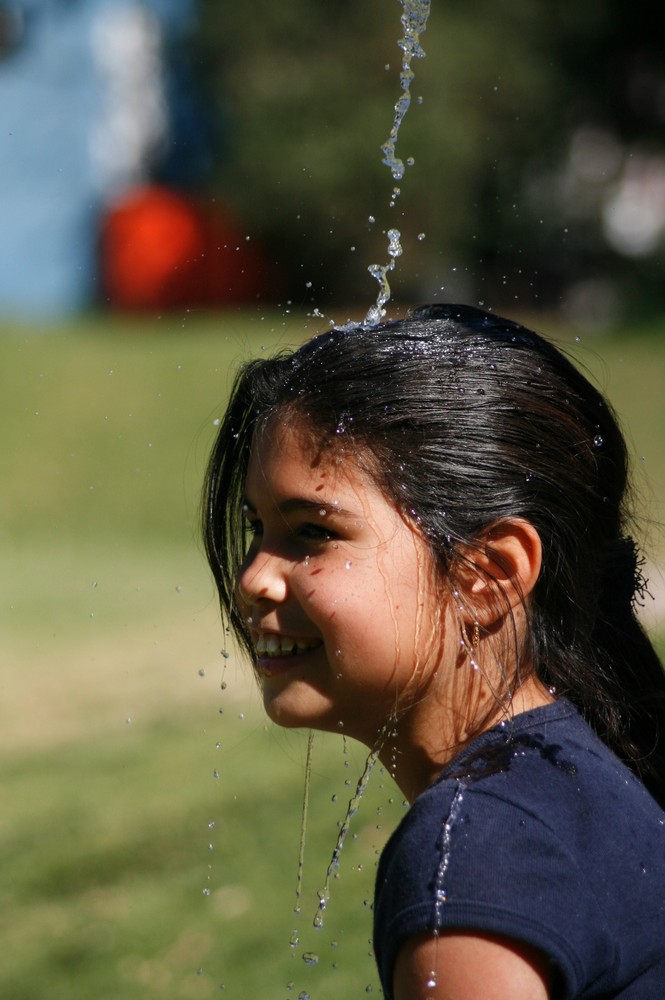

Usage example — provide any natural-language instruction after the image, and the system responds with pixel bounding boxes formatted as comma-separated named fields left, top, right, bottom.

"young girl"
left=203, top=304, right=665, bottom=999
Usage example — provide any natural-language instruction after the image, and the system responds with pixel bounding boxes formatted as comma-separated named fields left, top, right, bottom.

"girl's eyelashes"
left=242, top=515, right=338, bottom=546
left=297, top=522, right=337, bottom=543
left=243, top=517, right=263, bottom=539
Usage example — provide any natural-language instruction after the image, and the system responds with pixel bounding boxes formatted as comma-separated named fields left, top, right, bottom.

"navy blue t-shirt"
left=374, top=700, right=665, bottom=999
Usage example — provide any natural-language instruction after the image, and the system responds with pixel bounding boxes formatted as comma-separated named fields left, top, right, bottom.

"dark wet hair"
left=203, top=304, right=665, bottom=805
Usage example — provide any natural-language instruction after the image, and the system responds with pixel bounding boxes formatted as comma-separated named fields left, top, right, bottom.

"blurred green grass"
left=1, top=308, right=664, bottom=999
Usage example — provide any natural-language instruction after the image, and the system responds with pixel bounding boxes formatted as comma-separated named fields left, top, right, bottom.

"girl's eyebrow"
left=241, top=496, right=355, bottom=518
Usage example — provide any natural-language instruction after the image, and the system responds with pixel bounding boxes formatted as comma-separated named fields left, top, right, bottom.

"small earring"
left=462, top=621, right=481, bottom=671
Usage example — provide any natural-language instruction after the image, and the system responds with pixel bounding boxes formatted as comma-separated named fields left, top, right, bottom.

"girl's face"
left=238, top=416, right=456, bottom=746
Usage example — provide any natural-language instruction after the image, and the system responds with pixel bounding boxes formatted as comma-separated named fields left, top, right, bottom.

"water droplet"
left=208, top=821, right=216, bottom=829
left=417, top=232, right=426, bottom=241
left=387, top=228, right=403, bottom=257
left=202, top=888, right=211, bottom=896
left=220, top=680, right=227, bottom=690
left=213, top=770, right=220, bottom=780
left=593, top=435, right=603, bottom=447
left=345, top=560, right=352, bottom=570
left=198, top=668, right=206, bottom=678
left=302, top=952, right=319, bottom=966
left=221, top=648, right=230, bottom=659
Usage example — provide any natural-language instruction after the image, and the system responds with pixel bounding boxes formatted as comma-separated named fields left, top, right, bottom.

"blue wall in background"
left=0, top=0, right=201, bottom=320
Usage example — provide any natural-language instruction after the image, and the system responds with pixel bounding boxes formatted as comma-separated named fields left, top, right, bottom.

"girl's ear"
left=458, top=518, right=542, bottom=628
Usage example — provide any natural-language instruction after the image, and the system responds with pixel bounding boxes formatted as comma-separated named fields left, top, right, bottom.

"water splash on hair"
left=365, top=229, right=403, bottom=326
left=366, top=1, right=431, bottom=325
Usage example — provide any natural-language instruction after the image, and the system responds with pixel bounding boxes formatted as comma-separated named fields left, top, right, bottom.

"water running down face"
left=237, top=416, right=459, bottom=749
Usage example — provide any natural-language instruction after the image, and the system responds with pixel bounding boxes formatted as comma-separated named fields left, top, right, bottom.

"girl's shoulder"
left=374, top=700, right=665, bottom=1000
left=432, top=698, right=662, bottom=826
left=392, top=699, right=665, bottom=880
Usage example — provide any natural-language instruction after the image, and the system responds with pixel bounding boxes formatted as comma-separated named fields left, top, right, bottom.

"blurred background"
left=1, top=0, right=664, bottom=323
left=1, top=1, right=664, bottom=998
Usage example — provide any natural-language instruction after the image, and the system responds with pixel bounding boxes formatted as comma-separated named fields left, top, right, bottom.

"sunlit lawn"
left=1, top=307, right=664, bottom=999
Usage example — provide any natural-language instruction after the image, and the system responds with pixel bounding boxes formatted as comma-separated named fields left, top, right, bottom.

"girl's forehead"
left=246, top=415, right=378, bottom=506
left=254, top=413, right=354, bottom=469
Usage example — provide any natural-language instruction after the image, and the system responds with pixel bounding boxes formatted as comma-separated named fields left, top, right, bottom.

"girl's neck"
left=380, top=676, right=554, bottom=803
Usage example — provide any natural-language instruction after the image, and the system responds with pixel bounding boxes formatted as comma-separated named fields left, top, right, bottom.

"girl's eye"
left=244, top=518, right=263, bottom=540
left=297, top=522, right=336, bottom=543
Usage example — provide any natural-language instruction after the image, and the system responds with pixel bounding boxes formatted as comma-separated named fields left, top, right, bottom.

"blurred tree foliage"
left=193, top=0, right=665, bottom=318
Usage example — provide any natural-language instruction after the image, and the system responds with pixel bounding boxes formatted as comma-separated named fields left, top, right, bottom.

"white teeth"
left=266, top=635, right=280, bottom=655
left=255, top=634, right=319, bottom=658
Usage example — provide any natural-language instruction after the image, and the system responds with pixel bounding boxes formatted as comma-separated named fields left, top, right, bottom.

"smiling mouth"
left=255, top=634, right=322, bottom=658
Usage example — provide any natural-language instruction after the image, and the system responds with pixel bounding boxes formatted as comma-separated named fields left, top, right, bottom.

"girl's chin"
left=263, top=689, right=329, bottom=729
left=262, top=686, right=381, bottom=745
left=261, top=680, right=349, bottom=734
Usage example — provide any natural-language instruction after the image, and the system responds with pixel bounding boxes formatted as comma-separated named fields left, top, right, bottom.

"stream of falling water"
left=365, top=0, right=431, bottom=325
left=424, top=782, right=467, bottom=993
left=313, top=745, right=382, bottom=930
left=291, top=730, right=315, bottom=946
left=312, top=720, right=395, bottom=931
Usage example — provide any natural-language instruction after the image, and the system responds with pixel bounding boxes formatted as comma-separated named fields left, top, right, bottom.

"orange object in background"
left=100, top=186, right=274, bottom=310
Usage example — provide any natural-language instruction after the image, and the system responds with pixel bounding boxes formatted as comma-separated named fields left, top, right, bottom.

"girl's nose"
left=237, top=549, right=288, bottom=607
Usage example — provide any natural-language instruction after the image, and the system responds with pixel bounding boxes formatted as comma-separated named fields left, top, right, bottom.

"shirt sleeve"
left=373, top=777, right=614, bottom=1000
